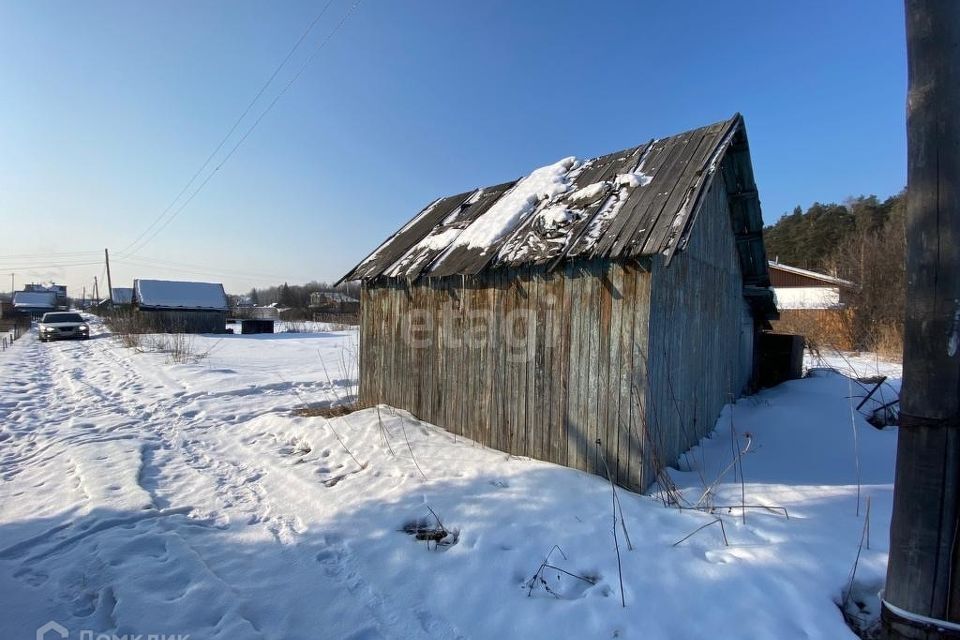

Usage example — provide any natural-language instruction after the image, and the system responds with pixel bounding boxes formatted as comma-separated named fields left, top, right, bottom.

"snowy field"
left=0, top=319, right=898, bottom=639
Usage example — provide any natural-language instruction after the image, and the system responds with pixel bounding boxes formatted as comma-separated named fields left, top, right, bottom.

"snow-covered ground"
left=0, top=321, right=898, bottom=639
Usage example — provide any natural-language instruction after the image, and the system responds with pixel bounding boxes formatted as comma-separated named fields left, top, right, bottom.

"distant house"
left=340, top=114, right=777, bottom=491
left=768, top=261, right=854, bottom=309
left=309, top=291, right=359, bottom=314
left=23, top=283, right=67, bottom=308
left=12, top=291, right=58, bottom=318
left=768, top=261, right=856, bottom=349
left=132, top=279, right=228, bottom=333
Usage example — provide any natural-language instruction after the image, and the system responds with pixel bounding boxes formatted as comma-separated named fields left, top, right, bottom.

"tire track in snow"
left=2, top=327, right=464, bottom=638
left=70, top=333, right=305, bottom=543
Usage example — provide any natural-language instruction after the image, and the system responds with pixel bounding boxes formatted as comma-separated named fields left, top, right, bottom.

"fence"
left=0, top=316, right=31, bottom=351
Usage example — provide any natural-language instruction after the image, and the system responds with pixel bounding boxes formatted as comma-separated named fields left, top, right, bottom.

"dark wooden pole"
left=883, top=1, right=960, bottom=637
left=104, top=248, right=114, bottom=304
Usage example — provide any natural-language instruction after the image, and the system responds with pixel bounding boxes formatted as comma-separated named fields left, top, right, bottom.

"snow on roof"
left=111, top=287, right=134, bottom=304
left=134, top=279, right=228, bottom=311
left=340, top=114, right=763, bottom=283
left=12, top=291, right=57, bottom=308
left=768, top=261, right=855, bottom=288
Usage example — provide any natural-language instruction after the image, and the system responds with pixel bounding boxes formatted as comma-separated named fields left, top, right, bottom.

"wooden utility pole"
left=883, top=1, right=960, bottom=637
left=93, top=276, right=99, bottom=305
left=104, top=248, right=114, bottom=304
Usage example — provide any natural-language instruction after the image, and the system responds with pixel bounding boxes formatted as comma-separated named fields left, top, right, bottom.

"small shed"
left=132, top=279, right=228, bottom=333
left=234, top=306, right=280, bottom=321
left=12, top=291, right=58, bottom=319
left=340, top=115, right=777, bottom=491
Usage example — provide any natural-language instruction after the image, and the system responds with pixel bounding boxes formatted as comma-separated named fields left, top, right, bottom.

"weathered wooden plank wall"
left=359, top=170, right=753, bottom=492
left=646, top=174, right=749, bottom=478
left=135, top=309, right=227, bottom=334
left=360, top=259, right=656, bottom=491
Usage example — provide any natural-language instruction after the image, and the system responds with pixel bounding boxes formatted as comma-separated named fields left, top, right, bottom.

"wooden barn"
left=340, top=115, right=777, bottom=491
left=132, top=279, right=228, bottom=334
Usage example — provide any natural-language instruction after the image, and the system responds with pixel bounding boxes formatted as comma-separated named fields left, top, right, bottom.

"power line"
left=114, top=255, right=295, bottom=282
left=0, top=260, right=104, bottom=270
left=0, top=250, right=100, bottom=260
left=118, top=0, right=350, bottom=259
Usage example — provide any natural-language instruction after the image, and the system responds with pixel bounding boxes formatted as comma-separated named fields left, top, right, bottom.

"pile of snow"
left=614, top=171, right=653, bottom=188
left=0, top=331, right=898, bottom=639
left=566, top=181, right=611, bottom=206
left=539, top=204, right=579, bottom=230
left=450, top=157, right=578, bottom=251
left=412, top=227, right=465, bottom=252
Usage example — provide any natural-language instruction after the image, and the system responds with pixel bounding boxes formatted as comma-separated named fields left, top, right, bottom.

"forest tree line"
left=237, top=281, right=361, bottom=309
left=763, top=191, right=906, bottom=354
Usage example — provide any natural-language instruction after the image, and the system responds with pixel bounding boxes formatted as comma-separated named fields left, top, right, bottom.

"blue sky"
left=0, top=1, right=906, bottom=295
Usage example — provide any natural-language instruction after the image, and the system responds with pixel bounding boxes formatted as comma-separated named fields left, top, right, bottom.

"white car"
left=38, top=312, right=90, bottom=342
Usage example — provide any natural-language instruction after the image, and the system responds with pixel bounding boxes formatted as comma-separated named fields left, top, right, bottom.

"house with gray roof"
left=12, top=291, right=59, bottom=319
left=132, top=279, right=228, bottom=333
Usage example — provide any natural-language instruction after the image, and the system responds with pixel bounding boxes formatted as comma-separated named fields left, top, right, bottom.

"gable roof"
left=768, top=261, right=856, bottom=288
left=133, top=279, right=228, bottom=311
left=12, top=291, right=57, bottom=309
left=341, top=114, right=768, bottom=284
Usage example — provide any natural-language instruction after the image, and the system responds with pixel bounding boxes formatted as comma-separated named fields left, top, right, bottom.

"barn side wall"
left=135, top=309, right=227, bottom=334
left=360, top=261, right=655, bottom=491
left=646, top=176, right=750, bottom=486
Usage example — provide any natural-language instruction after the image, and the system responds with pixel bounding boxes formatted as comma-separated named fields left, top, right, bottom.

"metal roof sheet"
left=12, top=291, right=57, bottom=308
left=133, top=279, right=228, bottom=311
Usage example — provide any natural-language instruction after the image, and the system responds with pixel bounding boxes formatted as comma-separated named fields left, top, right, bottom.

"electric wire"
left=119, top=0, right=355, bottom=259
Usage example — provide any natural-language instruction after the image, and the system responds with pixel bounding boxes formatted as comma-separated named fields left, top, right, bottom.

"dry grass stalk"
left=525, top=546, right=596, bottom=599
left=672, top=517, right=729, bottom=547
